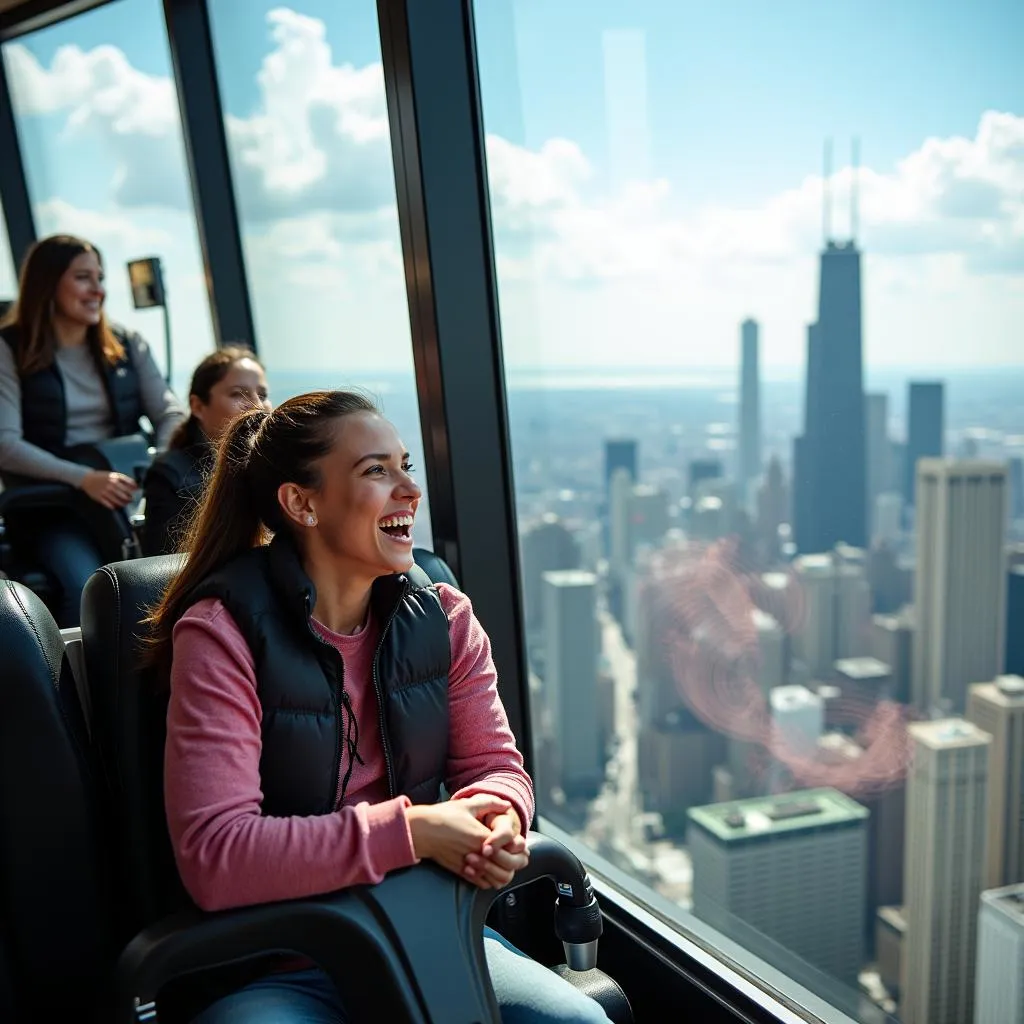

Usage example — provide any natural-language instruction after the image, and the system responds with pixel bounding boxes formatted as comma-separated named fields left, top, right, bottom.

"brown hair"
left=0, top=234, right=125, bottom=374
left=167, top=344, right=264, bottom=450
left=144, top=389, right=379, bottom=670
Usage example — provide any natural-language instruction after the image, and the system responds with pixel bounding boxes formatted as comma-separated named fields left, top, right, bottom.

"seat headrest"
left=0, top=579, right=112, bottom=1011
left=412, top=547, right=459, bottom=588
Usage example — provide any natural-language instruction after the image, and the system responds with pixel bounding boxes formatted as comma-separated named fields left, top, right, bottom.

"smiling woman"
left=0, top=233, right=185, bottom=624
left=140, top=386, right=608, bottom=1023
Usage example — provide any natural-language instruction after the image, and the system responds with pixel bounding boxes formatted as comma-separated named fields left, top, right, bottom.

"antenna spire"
left=850, top=137, right=860, bottom=244
left=822, top=138, right=833, bottom=245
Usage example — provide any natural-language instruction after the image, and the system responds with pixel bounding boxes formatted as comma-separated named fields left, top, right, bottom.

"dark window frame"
left=376, top=0, right=532, bottom=757
left=0, top=31, right=36, bottom=272
left=376, top=2, right=873, bottom=1021
left=162, top=0, right=256, bottom=350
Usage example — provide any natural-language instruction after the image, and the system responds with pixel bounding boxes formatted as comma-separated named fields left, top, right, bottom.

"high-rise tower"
left=903, top=382, right=944, bottom=511
left=912, top=459, right=1008, bottom=714
left=738, top=318, right=761, bottom=507
left=794, top=142, right=867, bottom=554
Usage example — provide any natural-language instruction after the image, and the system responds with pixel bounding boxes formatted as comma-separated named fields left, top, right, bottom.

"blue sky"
left=1, top=0, right=1021, bottom=376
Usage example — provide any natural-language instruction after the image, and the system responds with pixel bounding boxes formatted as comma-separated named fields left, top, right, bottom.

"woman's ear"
left=276, top=482, right=317, bottom=530
left=188, top=393, right=206, bottom=421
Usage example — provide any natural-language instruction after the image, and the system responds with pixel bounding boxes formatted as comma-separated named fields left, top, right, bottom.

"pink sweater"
left=165, top=583, right=535, bottom=912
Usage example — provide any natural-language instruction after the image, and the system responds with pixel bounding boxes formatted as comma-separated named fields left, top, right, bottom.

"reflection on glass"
left=207, top=0, right=433, bottom=548
left=475, top=2, right=1023, bottom=1022
left=1, top=0, right=216, bottom=390
left=0, top=195, right=15, bottom=301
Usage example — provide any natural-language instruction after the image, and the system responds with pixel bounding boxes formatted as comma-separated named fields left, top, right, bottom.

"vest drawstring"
left=338, top=689, right=364, bottom=802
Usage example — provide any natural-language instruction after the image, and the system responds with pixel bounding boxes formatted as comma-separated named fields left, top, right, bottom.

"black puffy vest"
left=188, top=535, right=452, bottom=816
left=146, top=439, right=212, bottom=506
left=0, top=323, right=144, bottom=455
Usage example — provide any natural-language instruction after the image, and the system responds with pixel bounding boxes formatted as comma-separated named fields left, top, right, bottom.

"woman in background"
left=0, top=233, right=184, bottom=624
left=142, top=346, right=270, bottom=555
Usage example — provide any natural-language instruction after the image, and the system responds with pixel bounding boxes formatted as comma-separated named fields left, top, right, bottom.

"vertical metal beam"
left=162, top=0, right=256, bottom=349
left=377, top=0, right=532, bottom=765
left=0, top=49, right=37, bottom=277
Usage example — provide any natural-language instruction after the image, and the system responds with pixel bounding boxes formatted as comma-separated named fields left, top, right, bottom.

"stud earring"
left=307, top=514, right=317, bottom=527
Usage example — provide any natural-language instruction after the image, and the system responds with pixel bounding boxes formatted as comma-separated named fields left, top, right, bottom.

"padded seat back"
left=80, top=556, right=186, bottom=942
left=0, top=578, right=113, bottom=1020
left=78, top=550, right=457, bottom=944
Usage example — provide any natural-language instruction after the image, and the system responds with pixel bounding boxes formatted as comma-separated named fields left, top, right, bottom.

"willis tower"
left=794, top=141, right=867, bottom=553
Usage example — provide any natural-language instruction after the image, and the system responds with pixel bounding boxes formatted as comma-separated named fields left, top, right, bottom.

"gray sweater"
left=0, top=328, right=185, bottom=487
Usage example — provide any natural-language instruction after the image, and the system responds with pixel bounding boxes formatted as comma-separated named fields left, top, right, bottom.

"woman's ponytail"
left=142, top=389, right=380, bottom=676
left=143, top=408, right=269, bottom=672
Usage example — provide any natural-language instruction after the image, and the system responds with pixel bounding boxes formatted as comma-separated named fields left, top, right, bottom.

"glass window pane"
left=0, top=197, right=15, bottom=303
left=2, top=0, right=217, bottom=391
left=475, top=1, right=1022, bottom=1021
left=206, top=0, right=433, bottom=549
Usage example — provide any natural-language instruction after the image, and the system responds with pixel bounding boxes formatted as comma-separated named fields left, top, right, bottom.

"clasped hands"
left=405, top=793, right=529, bottom=890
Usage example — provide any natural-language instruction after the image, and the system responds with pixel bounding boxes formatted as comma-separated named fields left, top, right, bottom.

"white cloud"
left=4, top=8, right=1021, bottom=369
left=5, top=43, right=190, bottom=211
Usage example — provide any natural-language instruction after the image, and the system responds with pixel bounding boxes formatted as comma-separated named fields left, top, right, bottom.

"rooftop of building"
left=770, top=684, right=823, bottom=711
left=981, top=884, right=1024, bottom=926
left=872, top=606, right=914, bottom=630
left=541, top=569, right=597, bottom=588
left=761, top=571, right=790, bottom=592
left=908, top=718, right=991, bottom=750
left=916, top=457, right=1009, bottom=477
left=834, top=656, right=891, bottom=681
left=687, top=787, right=867, bottom=843
left=969, top=675, right=1024, bottom=705
left=876, top=906, right=906, bottom=933
left=750, top=609, right=782, bottom=637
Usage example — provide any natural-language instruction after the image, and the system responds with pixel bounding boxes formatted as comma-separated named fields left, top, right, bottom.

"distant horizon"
left=258, top=363, right=1024, bottom=384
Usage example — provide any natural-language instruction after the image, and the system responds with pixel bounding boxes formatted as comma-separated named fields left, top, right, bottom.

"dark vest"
left=146, top=439, right=212, bottom=505
left=0, top=323, right=144, bottom=455
left=189, top=536, right=452, bottom=816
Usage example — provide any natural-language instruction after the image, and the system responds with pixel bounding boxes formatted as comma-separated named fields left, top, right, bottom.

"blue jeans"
left=192, top=927, right=611, bottom=1023
left=34, top=516, right=104, bottom=627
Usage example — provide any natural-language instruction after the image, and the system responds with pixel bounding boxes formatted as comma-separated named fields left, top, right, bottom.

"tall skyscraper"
left=768, top=684, right=824, bottom=791
left=974, top=884, right=1024, bottom=1024
left=755, top=455, right=788, bottom=563
left=865, top=392, right=890, bottom=534
left=903, top=382, right=944, bottom=511
left=688, top=788, right=867, bottom=984
left=791, top=551, right=871, bottom=678
left=520, top=514, right=580, bottom=634
left=794, top=240, right=867, bottom=554
left=912, top=459, right=1009, bottom=713
left=901, top=719, right=991, bottom=1024
left=541, top=570, right=602, bottom=798
left=1011, top=456, right=1024, bottom=520
left=687, top=457, right=722, bottom=498
left=604, top=438, right=637, bottom=497
left=1007, top=566, right=1024, bottom=675
left=738, top=318, right=761, bottom=506
left=967, top=676, right=1024, bottom=888
left=870, top=609, right=913, bottom=705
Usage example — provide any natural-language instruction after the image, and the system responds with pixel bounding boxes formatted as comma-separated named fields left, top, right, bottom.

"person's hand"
left=80, top=469, right=138, bottom=510
left=463, top=806, right=529, bottom=889
left=406, top=794, right=512, bottom=886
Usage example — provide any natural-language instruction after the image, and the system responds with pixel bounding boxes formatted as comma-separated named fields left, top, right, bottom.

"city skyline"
left=0, top=0, right=1020, bottom=383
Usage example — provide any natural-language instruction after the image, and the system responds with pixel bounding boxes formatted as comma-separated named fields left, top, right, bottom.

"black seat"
left=0, top=578, right=114, bottom=1022
left=80, top=555, right=629, bottom=1023
left=412, top=546, right=459, bottom=586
